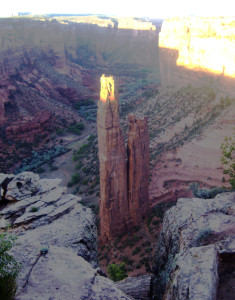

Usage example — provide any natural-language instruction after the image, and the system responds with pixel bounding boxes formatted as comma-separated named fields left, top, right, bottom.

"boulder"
left=116, top=275, right=152, bottom=300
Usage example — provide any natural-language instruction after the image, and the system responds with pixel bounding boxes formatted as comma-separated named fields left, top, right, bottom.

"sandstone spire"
left=97, top=75, right=150, bottom=241
left=97, top=75, right=129, bottom=241
left=127, top=113, right=150, bottom=224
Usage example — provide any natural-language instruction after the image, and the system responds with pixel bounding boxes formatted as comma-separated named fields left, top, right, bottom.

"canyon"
left=97, top=75, right=149, bottom=240
left=0, top=15, right=160, bottom=172
left=0, top=14, right=234, bottom=300
left=0, top=172, right=234, bottom=299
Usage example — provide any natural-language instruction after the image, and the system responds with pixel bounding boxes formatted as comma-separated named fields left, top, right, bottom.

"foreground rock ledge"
left=151, top=191, right=235, bottom=300
left=0, top=172, right=132, bottom=299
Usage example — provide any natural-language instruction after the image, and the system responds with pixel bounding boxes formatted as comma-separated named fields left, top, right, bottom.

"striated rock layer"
left=159, top=17, right=235, bottom=96
left=0, top=172, right=132, bottom=299
left=98, top=75, right=150, bottom=240
left=128, top=113, right=150, bottom=225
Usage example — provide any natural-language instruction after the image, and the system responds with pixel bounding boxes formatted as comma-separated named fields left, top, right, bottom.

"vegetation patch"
left=0, top=234, right=21, bottom=300
left=189, top=182, right=228, bottom=199
left=15, top=146, right=69, bottom=174
left=107, top=262, right=127, bottom=282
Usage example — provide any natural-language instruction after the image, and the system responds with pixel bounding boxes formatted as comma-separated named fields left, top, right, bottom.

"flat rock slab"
left=16, top=246, right=132, bottom=300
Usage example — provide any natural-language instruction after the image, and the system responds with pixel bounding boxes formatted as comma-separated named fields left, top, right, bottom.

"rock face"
left=0, top=172, right=132, bottom=299
left=128, top=113, right=150, bottom=225
left=159, top=17, right=235, bottom=96
left=116, top=275, right=152, bottom=300
left=151, top=191, right=235, bottom=300
left=97, top=75, right=150, bottom=240
left=5, top=111, right=51, bottom=142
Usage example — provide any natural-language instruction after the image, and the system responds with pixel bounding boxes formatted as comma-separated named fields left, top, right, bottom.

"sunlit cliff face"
left=100, top=74, right=115, bottom=102
left=159, top=17, right=235, bottom=78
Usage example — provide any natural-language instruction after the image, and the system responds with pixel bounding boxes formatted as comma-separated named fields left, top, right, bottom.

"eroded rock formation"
left=98, top=75, right=149, bottom=240
left=159, top=17, right=235, bottom=96
left=128, top=113, right=150, bottom=225
left=97, top=75, right=129, bottom=240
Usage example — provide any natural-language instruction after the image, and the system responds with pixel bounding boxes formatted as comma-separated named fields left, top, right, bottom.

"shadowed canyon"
left=0, top=14, right=235, bottom=300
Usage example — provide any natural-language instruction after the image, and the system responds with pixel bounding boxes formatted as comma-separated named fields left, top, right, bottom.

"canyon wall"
left=98, top=75, right=150, bottom=240
left=159, top=17, right=235, bottom=96
left=0, top=16, right=160, bottom=172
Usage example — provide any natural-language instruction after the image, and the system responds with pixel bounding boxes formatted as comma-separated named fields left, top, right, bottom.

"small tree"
left=221, top=133, right=235, bottom=189
left=107, top=262, right=127, bottom=282
left=0, top=234, right=21, bottom=299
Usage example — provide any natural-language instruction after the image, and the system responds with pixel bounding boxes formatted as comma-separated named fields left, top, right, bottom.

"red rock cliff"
left=127, top=113, right=150, bottom=224
left=159, top=17, right=235, bottom=96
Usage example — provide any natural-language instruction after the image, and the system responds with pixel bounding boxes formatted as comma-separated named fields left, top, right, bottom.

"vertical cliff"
left=97, top=75, right=129, bottom=241
left=159, top=17, right=235, bottom=96
left=98, top=75, right=150, bottom=240
left=127, top=113, right=150, bottom=225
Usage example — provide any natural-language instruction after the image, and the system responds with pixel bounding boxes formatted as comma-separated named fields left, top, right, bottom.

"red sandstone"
left=98, top=75, right=150, bottom=240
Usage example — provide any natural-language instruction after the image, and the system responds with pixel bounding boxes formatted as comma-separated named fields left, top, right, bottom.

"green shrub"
left=81, top=179, right=88, bottom=185
left=107, top=262, right=127, bottom=282
left=194, top=228, right=213, bottom=246
left=88, top=134, right=95, bottom=142
left=67, top=122, right=85, bottom=135
left=56, top=128, right=64, bottom=136
left=40, top=247, right=49, bottom=256
left=0, top=234, right=21, bottom=299
left=132, top=247, right=141, bottom=256
left=221, top=133, right=235, bottom=189
left=71, top=173, right=81, bottom=185
left=190, top=182, right=227, bottom=199
left=29, top=206, right=39, bottom=213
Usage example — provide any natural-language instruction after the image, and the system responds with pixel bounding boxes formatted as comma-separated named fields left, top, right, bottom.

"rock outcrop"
left=5, top=111, right=51, bottom=142
left=128, top=113, right=150, bottom=225
left=97, top=75, right=150, bottom=240
left=97, top=75, right=130, bottom=240
left=0, top=172, right=132, bottom=299
left=151, top=191, right=235, bottom=300
left=159, top=17, right=235, bottom=96
left=116, top=275, right=152, bottom=300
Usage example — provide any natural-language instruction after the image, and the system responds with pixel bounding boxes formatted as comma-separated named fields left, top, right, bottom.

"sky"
left=1, top=0, right=235, bottom=18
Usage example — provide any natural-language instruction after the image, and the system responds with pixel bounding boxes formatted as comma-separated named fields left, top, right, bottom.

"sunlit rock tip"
left=97, top=75, right=128, bottom=241
left=100, top=74, right=115, bottom=102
